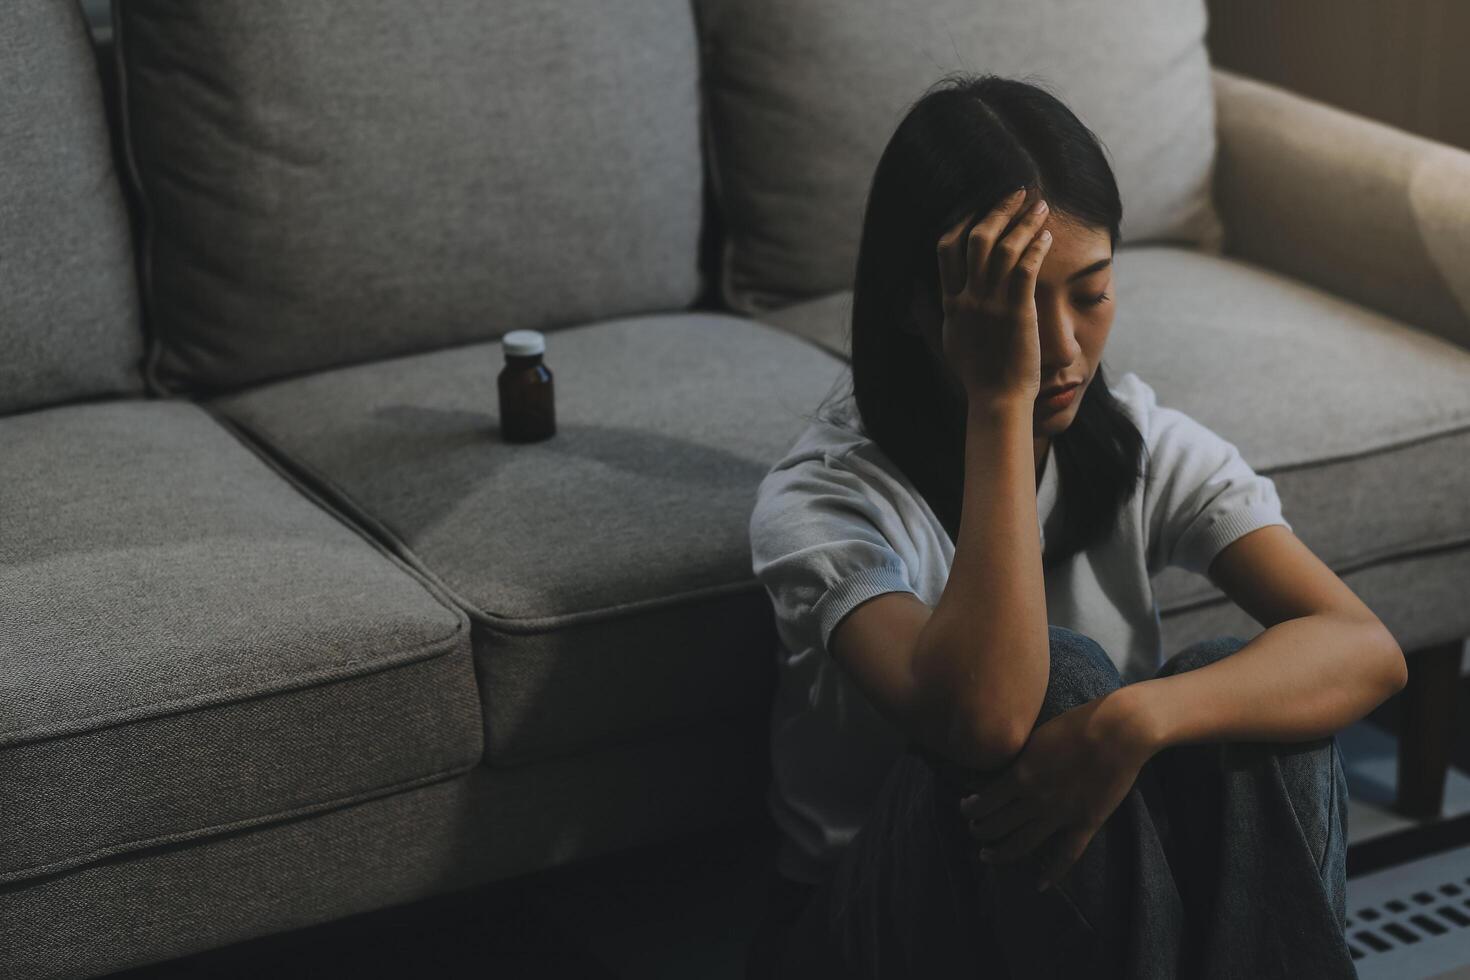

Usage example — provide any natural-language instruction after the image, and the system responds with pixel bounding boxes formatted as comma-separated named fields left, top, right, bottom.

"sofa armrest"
left=1211, top=66, right=1470, bottom=351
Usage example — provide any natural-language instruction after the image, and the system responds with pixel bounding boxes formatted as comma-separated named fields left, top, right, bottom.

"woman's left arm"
left=959, top=525, right=1407, bottom=893
left=1113, top=524, right=1408, bottom=749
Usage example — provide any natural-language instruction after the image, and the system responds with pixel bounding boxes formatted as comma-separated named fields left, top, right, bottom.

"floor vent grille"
left=1348, top=848, right=1470, bottom=978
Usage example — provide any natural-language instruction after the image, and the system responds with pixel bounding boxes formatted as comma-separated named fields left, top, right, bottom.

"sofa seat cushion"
left=758, top=244, right=1470, bottom=618
left=695, top=0, right=1223, bottom=315
left=208, top=313, right=850, bottom=766
left=0, top=401, right=481, bottom=885
left=1, top=0, right=143, bottom=416
left=1107, top=246, right=1470, bottom=612
left=116, top=0, right=703, bottom=396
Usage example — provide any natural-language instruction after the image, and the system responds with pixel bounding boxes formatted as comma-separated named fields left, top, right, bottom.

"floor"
left=108, top=674, right=1470, bottom=980
left=1348, top=846, right=1470, bottom=979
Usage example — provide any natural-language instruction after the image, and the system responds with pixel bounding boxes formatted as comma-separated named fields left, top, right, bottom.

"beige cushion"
left=1213, top=67, right=1470, bottom=354
left=697, top=0, right=1224, bottom=315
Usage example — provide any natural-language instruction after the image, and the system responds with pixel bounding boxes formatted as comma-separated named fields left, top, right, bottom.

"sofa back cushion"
left=116, top=0, right=704, bottom=396
left=1, top=0, right=143, bottom=416
left=696, top=0, right=1224, bottom=314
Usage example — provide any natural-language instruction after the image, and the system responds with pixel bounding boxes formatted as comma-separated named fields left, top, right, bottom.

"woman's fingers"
left=967, top=797, right=1031, bottom=844
left=936, top=208, right=980, bottom=299
left=1035, top=825, right=1095, bottom=892
left=987, top=197, right=1049, bottom=305
left=980, top=813, right=1061, bottom=864
left=959, top=771, right=1019, bottom=822
left=966, top=189, right=1029, bottom=297
left=1009, top=226, right=1052, bottom=308
left=935, top=188, right=1049, bottom=307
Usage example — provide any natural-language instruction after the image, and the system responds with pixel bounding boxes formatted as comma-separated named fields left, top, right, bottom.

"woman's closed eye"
left=1076, top=291, right=1110, bottom=309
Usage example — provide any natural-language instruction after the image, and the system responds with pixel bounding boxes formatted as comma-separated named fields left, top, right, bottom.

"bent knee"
left=1039, top=626, right=1123, bottom=722
left=1157, top=635, right=1249, bottom=678
left=1273, top=735, right=1344, bottom=867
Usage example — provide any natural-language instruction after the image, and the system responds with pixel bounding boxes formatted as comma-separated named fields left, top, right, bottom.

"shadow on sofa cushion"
left=208, top=312, right=850, bottom=766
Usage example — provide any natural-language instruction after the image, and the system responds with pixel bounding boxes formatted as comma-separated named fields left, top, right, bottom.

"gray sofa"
left=4, top=0, right=1469, bottom=976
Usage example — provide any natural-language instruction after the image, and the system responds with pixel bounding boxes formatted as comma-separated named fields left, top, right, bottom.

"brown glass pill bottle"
left=497, top=329, right=556, bottom=442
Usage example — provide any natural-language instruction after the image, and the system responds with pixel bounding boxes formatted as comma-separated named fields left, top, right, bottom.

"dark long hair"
left=809, top=71, right=1148, bottom=571
left=800, top=72, right=1154, bottom=978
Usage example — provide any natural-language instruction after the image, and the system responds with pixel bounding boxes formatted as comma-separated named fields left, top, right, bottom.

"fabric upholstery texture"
left=1161, top=540, right=1470, bottom=659
left=1213, top=68, right=1470, bottom=354
left=756, top=244, right=1470, bottom=629
left=208, top=312, right=849, bottom=765
left=695, top=0, right=1224, bottom=315
left=8, top=2, right=1470, bottom=974
left=0, top=0, right=142, bottom=416
left=115, top=0, right=705, bottom=396
left=2, top=717, right=767, bottom=980
left=0, top=400, right=482, bottom=885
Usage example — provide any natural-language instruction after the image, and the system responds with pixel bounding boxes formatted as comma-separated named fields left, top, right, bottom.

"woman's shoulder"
left=752, top=403, right=916, bottom=528
left=1107, top=369, right=1238, bottom=457
left=1102, top=370, right=1191, bottom=458
left=1104, top=369, right=1156, bottom=423
left=758, top=398, right=876, bottom=482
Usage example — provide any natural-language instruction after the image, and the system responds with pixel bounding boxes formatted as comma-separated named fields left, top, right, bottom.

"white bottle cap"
left=502, top=329, right=546, bottom=357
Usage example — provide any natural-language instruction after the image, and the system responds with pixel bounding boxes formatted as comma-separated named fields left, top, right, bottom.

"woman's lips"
left=1039, top=382, right=1080, bottom=411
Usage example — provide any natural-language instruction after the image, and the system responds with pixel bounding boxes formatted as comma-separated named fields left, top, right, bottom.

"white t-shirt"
left=747, top=370, right=1292, bottom=885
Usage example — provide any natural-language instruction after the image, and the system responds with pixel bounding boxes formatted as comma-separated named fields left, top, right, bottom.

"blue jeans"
left=757, top=625, right=1353, bottom=979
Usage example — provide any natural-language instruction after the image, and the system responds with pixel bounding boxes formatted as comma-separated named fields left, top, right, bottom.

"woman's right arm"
left=830, top=398, right=1048, bottom=773
left=911, top=396, right=1049, bottom=769
left=831, top=190, right=1054, bottom=772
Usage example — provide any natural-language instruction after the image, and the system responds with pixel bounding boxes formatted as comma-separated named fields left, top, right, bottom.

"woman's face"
left=908, top=208, right=1116, bottom=435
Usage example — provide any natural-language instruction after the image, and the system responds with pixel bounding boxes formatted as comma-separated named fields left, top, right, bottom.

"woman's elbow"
left=952, top=710, right=1030, bottom=772
left=1380, top=634, right=1409, bottom=698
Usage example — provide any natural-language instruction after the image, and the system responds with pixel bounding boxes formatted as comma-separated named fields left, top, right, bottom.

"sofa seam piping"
left=0, top=759, right=479, bottom=888
left=1, top=619, right=470, bottom=749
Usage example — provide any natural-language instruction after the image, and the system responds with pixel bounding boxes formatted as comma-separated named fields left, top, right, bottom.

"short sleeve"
left=748, top=454, right=920, bottom=659
left=1139, top=392, right=1293, bottom=578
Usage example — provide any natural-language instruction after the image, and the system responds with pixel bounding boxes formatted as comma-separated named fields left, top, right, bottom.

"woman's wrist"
left=965, top=386, right=1037, bottom=421
left=1098, top=682, right=1170, bottom=763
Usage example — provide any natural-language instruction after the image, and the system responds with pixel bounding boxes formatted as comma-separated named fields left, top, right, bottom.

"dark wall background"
left=1206, top=0, right=1470, bottom=152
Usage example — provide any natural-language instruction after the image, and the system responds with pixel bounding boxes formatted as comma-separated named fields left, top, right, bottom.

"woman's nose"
left=1039, top=313, right=1083, bottom=364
